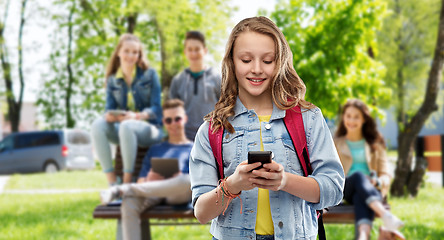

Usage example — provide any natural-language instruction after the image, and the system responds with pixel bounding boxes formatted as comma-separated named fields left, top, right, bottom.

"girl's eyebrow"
left=237, top=51, right=275, bottom=56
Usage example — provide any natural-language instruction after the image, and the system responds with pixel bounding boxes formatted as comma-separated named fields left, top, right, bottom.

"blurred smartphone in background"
left=107, top=110, right=127, bottom=116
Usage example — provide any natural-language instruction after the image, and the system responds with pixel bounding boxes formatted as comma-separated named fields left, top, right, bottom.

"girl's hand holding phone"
left=226, top=160, right=262, bottom=194
left=250, top=161, right=287, bottom=191
left=105, top=112, right=120, bottom=122
left=105, top=110, right=128, bottom=122
left=121, top=111, right=136, bottom=121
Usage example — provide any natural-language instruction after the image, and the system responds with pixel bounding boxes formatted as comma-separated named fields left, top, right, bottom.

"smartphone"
left=107, top=110, right=127, bottom=116
left=248, top=151, right=272, bottom=170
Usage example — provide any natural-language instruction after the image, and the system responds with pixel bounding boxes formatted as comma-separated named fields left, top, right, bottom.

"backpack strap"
left=284, top=106, right=325, bottom=240
left=209, top=106, right=312, bottom=179
left=283, top=105, right=313, bottom=176
left=208, top=121, right=224, bottom=180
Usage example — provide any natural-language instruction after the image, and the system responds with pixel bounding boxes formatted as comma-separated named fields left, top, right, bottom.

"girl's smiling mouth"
left=247, top=77, right=266, bottom=83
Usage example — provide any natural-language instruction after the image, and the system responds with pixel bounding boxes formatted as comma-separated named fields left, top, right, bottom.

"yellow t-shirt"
left=116, top=68, right=136, bottom=111
left=255, top=115, right=274, bottom=235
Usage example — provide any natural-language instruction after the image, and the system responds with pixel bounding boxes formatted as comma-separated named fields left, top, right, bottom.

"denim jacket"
left=189, top=98, right=344, bottom=240
left=105, top=67, right=162, bottom=126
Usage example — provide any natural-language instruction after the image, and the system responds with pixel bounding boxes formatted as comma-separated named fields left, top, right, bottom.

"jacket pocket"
left=282, top=138, right=304, bottom=176
left=109, top=86, right=123, bottom=107
left=221, top=130, right=245, bottom=169
left=136, top=81, right=153, bottom=103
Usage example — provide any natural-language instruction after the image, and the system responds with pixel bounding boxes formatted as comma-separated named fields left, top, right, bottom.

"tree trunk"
left=395, top=68, right=405, bottom=128
left=66, top=1, right=75, bottom=128
left=153, top=18, right=173, bottom=91
left=394, top=0, right=407, bottom=129
left=126, top=13, right=137, bottom=33
left=407, top=156, right=428, bottom=197
left=15, top=0, right=28, bottom=132
left=391, top=0, right=444, bottom=197
left=0, top=0, right=20, bottom=132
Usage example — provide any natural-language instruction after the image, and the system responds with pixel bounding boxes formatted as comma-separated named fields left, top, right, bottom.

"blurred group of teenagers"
left=92, top=16, right=404, bottom=240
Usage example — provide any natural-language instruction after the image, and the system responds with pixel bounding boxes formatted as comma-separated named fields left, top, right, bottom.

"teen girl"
left=91, top=33, right=163, bottom=185
left=334, top=99, right=404, bottom=240
left=189, top=17, right=345, bottom=240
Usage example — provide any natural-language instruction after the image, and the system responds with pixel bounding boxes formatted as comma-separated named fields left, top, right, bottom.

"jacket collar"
left=231, top=97, right=286, bottom=121
left=114, top=66, right=144, bottom=85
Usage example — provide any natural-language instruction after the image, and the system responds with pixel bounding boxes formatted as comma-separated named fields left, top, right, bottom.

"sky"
left=2, top=0, right=276, bottom=102
left=231, top=0, right=277, bottom=25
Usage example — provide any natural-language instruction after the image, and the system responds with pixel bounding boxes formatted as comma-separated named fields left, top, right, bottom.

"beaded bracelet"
left=216, top=177, right=243, bottom=215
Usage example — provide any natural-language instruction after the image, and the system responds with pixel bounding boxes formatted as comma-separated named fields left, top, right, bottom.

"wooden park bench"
left=92, top=146, right=391, bottom=239
left=93, top=199, right=390, bottom=240
left=323, top=201, right=390, bottom=224
left=113, top=146, right=149, bottom=183
left=93, top=203, right=196, bottom=240
left=93, top=146, right=199, bottom=239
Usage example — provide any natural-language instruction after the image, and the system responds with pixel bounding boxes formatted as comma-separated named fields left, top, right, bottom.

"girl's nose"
left=251, top=61, right=263, bottom=74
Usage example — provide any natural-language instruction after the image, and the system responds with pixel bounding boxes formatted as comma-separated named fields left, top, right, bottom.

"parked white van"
left=63, top=129, right=95, bottom=171
left=0, top=129, right=94, bottom=174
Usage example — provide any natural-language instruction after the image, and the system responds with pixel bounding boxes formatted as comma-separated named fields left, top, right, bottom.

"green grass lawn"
left=1, top=171, right=443, bottom=239
left=324, top=183, right=444, bottom=240
left=4, top=170, right=108, bottom=190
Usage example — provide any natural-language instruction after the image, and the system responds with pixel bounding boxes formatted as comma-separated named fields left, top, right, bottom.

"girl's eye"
left=241, top=59, right=251, bottom=63
left=264, top=60, right=273, bottom=64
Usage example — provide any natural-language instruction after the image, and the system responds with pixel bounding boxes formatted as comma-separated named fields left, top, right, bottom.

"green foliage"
left=271, top=0, right=391, bottom=119
left=136, top=0, right=232, bottom=88
left=377, top=0, right=442, bottom=128
left=36, top=0, right=233, bottom=129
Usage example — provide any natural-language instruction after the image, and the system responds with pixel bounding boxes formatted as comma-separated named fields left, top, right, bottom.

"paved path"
left=3, top=188, right=103, bottom=194
left=426, top=171, right=443, bottom=187
left=0, top=175, right=10, bottom=194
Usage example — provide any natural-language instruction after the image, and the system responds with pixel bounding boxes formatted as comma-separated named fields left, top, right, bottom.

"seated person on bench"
left=334, top=99, right=404, bottom=240
left=100, top=99, right=193, bottom=240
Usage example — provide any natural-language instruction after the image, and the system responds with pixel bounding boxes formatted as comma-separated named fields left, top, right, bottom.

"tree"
left=37, top=0, right=126, bottom=129
left=389, top=0, right=444, bottom=197
left=65, top=0, right=75, bottom=128
left=37, top=0, right=233, bottom=129
left=378, top=0, right=440, bottom=130
left=271, top=0, right=391, bottom=119
left=138, top=0, right=232, bottom=90
left=0, top=0, right=28, bottom=132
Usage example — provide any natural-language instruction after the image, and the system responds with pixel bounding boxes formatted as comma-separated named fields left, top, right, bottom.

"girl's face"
left=233, top=31, right=276, bottom=102
left=343, top=106, right=365, bottom=134
left=118, top=40, right=140, bottom=68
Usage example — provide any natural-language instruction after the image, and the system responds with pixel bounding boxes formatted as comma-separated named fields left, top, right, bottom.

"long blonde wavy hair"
left=105, top=33, right=149, bottom=80
left=205, top=16, right=314, bottom=133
